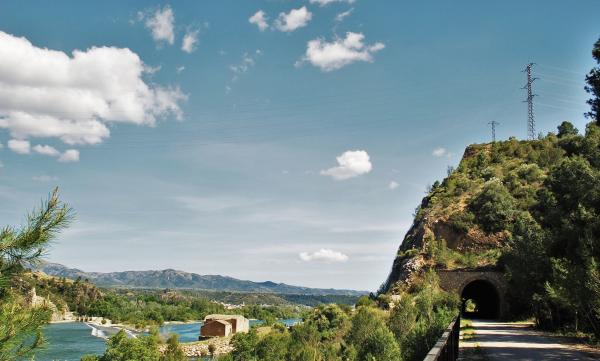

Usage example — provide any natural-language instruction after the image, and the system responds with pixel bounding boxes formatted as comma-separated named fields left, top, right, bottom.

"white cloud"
left=310, top=0, right=355, bottom=7
left=274, top=7, right=312, bottom=32
left=58, top=149, right=79, bottom=163
left=31, top=144, right=79, bottom=163
left=32, top=175, right=58, bottom=182
left=143, top=6, right=175, bottom=45
left=320, top=150, right=372, bottom=180
left=249, top=10, right=269, bottom=31
left=388, top=181, right=399, bottom=190
left=228, top=50, right=262, bottom=88
left=0, top=31, right=186, bottom=150
left=176, top=65, right=185, bottom=74
left=299, top=249, right=349, bottom=262
left=8, top=139, right=30, bottom=154
left=181, top=29, right=199, bottom=53
left=335, top=8, right=354, bottom=22
left=33, top=144, right=60, bottom=157
left=299, top=32, right=385, bottom=71
left=432, top=147, right=452, bottom=157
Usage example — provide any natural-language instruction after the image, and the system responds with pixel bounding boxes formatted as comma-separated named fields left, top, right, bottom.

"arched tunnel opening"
left=461, top=279, right=500, bottom=319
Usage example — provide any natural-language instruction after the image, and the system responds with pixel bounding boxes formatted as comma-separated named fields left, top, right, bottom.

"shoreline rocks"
left=160, top=338, right=233, bottom=357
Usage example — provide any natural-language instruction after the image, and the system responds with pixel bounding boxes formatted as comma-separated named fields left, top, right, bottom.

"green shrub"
left=448, top=211, right=475, bottom=233
left=469, top=179, right=517, bottom=233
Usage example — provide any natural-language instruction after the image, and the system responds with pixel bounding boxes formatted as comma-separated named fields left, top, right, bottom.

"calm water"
left=29, top=319, right=302, bottom=360
left=28, top=322, right=107, bottom=361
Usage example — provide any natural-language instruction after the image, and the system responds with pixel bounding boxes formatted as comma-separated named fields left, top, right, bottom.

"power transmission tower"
left=488, top=121, right=499, bottom=143
left=522, top=63, right=538, bottom=140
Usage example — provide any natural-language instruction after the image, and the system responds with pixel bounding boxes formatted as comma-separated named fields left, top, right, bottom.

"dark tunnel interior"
left=461, top=279, right=500, bottom=319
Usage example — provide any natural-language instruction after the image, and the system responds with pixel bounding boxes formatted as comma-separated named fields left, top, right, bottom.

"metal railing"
left=422, top=314, right=460, bottom=361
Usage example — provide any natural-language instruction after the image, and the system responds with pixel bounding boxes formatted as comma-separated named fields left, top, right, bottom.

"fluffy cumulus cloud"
left=142, top=5, right=175, bottom=45
left=7, top=139, right=30, bottom=154
left=388, top=181, right=399, bottom=190
left=274, top=6, right=312, bottom=32
left=320, top=150, right=372, bottom=180
left=33, top=144, right=60, bottom=157
left=29, top=144, right=79, bottom=162
left=0, top=31, right=186, bottom=158
left=181, top=29, right=199, bottom=53
left=310, top=0, right=355, bottom=7
left=300, top=32, right=385, bottom=72
left=299, top=249, right=349, bottom=262
left=249, top=10, right=269, bottom=31
left=58, top=149, right=80, bottom=163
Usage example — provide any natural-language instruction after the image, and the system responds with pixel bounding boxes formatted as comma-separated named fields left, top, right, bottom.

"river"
left=28, top=319, right=302, bottom=360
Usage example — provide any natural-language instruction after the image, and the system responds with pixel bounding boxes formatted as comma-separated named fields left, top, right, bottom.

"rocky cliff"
left=383, top=134, right=570, bottom=293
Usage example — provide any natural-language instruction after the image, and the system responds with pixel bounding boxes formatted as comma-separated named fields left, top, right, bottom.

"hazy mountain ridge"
left=38, top=262, right=367, bottom=296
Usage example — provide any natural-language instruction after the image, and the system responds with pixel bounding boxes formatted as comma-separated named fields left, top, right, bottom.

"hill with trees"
left=383, top=36, right=600, bottom=336
left=36, top=262, right=366, bottom=296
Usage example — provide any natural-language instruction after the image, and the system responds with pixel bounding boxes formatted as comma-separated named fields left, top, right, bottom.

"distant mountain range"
left=36, top=263, right=367, bottom=296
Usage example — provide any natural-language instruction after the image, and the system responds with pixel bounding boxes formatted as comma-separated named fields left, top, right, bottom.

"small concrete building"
left=200, top=314, right=249, bottom=338
left=201, top=319, right=232, bottom=337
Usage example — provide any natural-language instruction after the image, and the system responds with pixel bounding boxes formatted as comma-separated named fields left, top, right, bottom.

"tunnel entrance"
left=461, top=279, right=499, bottom=319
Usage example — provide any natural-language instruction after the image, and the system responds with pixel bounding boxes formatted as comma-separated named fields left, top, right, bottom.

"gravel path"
left=459, top=320, right=598, bottom=360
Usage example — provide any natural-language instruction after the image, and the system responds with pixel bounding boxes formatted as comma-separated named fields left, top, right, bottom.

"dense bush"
left=81, top=330, right=186, bottom=361
left=221, top=270, right=458, bottom=361
left=469, top=179, right=517, bottom=233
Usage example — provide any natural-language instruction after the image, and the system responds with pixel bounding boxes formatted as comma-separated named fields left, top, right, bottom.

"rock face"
left=382, top=142, right=523, bottom=293
left=26, top=287, right=75, bottom=322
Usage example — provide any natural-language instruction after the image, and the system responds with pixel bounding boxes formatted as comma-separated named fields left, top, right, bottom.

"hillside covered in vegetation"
left=384, top=118, right=600, bottom=332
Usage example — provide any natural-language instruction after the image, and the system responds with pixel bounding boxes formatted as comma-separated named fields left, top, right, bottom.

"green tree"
left=585, top=37, right=600, bottom=124
left=503, top=214, right=551, bottom=317
left=103, top=330, right=159, bottom=361
left=287, top=323, right=322, bottom=361
left=356, top=327, right=401, bottom=361
left=557, top=121, right=579, bottom=138
left=255, top=331, right=290, bottom=361
left=304, top=304, right=350, bottom=342
left=161, top=335, right=186, bottom=361
left=346, top=307, right=401, bottom=361
left=0, top=188, right=72, bottom=361
left=469, top=179, right=517, bottom=233
left=230, top=330, right=259, bottom=361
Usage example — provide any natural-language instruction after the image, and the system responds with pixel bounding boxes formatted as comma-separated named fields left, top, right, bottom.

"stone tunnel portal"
left=461, top=279, right=500, bottom=319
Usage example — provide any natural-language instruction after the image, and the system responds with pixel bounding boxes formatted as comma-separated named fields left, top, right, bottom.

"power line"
left=488, top=121, right=499, bottom=143
left=522, top=63, right=538, bottom=140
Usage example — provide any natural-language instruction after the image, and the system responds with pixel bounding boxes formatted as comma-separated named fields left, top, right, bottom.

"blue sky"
left=0, top=1, right=599, bottom=291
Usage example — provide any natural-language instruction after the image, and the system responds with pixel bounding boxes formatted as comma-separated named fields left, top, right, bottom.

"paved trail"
left=460, top=320, right=598, bottom=360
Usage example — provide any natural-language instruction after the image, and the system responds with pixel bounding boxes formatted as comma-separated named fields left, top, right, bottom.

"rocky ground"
left=160, top=337, right=233, bottom=357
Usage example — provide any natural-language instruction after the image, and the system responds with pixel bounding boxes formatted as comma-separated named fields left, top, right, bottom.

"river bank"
left=30, top=318, right=302, bottom=360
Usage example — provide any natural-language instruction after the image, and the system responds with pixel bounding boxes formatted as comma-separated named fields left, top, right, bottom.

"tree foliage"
left=0, top=188, right=72, bottom=361
left=81, top=330, right=186, bottom=361
left=586, top=36, right=600, bottom=124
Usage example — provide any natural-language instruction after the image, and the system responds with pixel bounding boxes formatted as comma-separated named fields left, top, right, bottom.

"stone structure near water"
left=200, top=314, right=249, bottom=338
